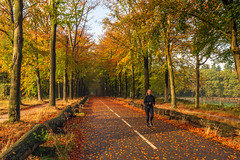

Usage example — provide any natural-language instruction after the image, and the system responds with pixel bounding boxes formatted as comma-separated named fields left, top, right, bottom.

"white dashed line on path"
left=121, top=119, right=132, bottom=127
left=114, top=112, right=121, bottom=118
left=99, top=99, right=158, bottom=150
left=134, top=130, right=158, bottom=150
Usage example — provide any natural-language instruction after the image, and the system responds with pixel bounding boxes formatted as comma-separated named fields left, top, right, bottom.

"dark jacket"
left=144, top=95, right=155, bottom=108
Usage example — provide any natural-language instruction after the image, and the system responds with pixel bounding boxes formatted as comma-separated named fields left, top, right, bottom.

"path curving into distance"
left=65, top=97, right=240, bottom=159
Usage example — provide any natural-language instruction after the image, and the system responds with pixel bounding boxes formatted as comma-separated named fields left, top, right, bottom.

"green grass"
left=156, top=97, right=240, bottom=118
left=183, top=101, right=240, bottom=118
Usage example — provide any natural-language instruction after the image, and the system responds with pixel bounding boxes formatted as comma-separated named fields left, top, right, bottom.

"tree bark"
left=136, top=87, right=140, bottom=99
left=74, top=76, right=78, bottom=98
left=80, top=78, right=84, bottom=96
left=104, top=81, right=107, bottom=96
left=63, top=36, right=68, bottom=101
left=124, top=71, right=128, bottom=99
left=231, top=18, right=240, bottom=83
left=63, top=68, right=68, bottom=101
left=167, top=53, right=177, bottom=108
left=111, top=82, right=114, bottom=97
left=131, top=64, right=135, bottom=99
left=115, top=78, right=117, bottom=97
left=69, top=71, right=73, bottom=99
left=76, top=78, right=79, bottom=98
left=118, top=73, right=122, bottom=97
left=195, top=54, right=200, bottom=108
left=144, top=55, right=149, bottom=93
left=36, top=69, right=42, bottom=101
left=166, top=15, right=177, bottom=108
left=58, top=82, right=61, bottom=99
left=34, top=24, right=42, bottom=102
left=222, top=0, right=239, bottom=83
left=49, top=0, right=57, bottom=107
left=164, top=64, right=169, bottom=102
left=8, top=0, right=23, bottom=122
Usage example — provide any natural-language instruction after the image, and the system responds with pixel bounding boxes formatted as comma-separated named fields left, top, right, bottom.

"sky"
left=87, top=4, right=110, bottom=43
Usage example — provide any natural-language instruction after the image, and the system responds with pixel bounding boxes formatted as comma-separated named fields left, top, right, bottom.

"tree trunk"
left=76, top=78, right=79, bottom=98
left=124, top=71, right=127, bottom=99
left=63, top=67, right=67, bottom=101
left=131, top=64, right=135, bottom=99
left=69, top=71, right=73, bottom=99
left=195, top=54, right=200, bottom=108
left=63, top=36, right=68, bottom=101
left=74, top=76, right=78, bottom=98
left=144, top=55, right=149, bottom=93
left=58, top=82, right=61, bottom=99
left=78, top=80, right=81, bottom=97
left=136, top=87, right=140, bottom=99
left=222, top=0, right=240, bottom=82
left=104, top=81, right=107, bottom=96
left=34, top=24, right=42, bottom=102
left=36, top=69, right=42, bottom=101
left=233, top=53, right=240, bottom=83
left=231, top=19, right=240, bottom=83
left=80, top=78, right=84, bottom=96
left=8, top=0, right=23, bottom=122
left=164, top=64, right=169, bottom=102
left=118, top=73, right=122, bottom=97
left=167, top=53, right=177, bottom=108
left=111, top=82, right=114, bottom=97
left=166, top=15, right=177, bottom=108
left=115, top=78, right=117, bottom=97
left=49, top=0, right=57, bottom=107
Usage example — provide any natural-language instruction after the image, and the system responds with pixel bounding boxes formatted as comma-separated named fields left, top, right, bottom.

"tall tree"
left=34, top=23, right=43, bottom=101
left=49, top=0, right=57, bottom=106
left=165, top=14, right=177, bottom=108
left=124, top=71, right=127, bottom=99
left=63, top=36, right=68, bottom=101
left=143, top=55, right=149, bottom=93
left=8, top=0, right=23, bottom=121
left=222, top=0, right=239, bottom=83
left=64, top=0, right=94, bottom=99
left=164, top=64, right=169, bottom=102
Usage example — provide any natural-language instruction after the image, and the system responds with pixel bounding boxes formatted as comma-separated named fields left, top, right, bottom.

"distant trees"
left=201, top=66, right=240, bottom=98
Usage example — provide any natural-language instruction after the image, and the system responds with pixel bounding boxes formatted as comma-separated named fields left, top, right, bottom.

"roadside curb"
left=126, top=100, right=239, bottom=137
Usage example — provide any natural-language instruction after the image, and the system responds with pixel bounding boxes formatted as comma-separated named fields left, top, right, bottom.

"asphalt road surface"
left=65, top=97, right=240, bottom=160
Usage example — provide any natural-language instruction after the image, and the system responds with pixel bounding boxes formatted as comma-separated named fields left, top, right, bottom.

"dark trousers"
left=145, top=106, right=154, bottom=124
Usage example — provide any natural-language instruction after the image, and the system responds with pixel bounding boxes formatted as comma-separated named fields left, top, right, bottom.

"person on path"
left=144, top=89, right=155, bottom=127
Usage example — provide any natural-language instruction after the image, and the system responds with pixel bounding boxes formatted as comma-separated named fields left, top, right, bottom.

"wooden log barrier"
left=128, top=101, right=239, bottom=137
left=0, top=97, right=88, bottom=160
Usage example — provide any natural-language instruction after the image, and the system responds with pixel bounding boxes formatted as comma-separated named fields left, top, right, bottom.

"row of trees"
left=179, top=64, right=240, bottom=98
left=0, top=0, right=95, bottom=121
left=94, top=0, right=240, bottom=108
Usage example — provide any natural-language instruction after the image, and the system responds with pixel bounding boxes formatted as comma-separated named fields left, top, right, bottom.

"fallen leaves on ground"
left=0, top=98, right=80, bottom=153
left=111, top=98, right=240, bottom=151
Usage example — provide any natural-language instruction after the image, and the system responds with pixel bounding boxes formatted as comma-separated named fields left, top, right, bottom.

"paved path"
left=65, top=97, right=240, bottom=159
